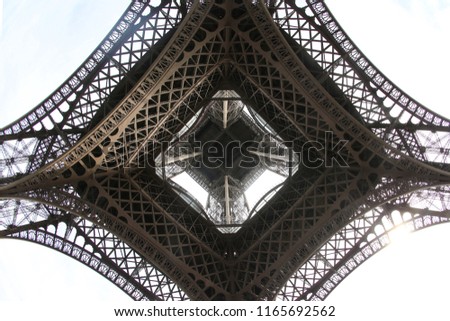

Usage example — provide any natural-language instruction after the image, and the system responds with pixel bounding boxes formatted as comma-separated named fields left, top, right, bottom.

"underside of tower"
left=1, top=0, right=450, bottom=300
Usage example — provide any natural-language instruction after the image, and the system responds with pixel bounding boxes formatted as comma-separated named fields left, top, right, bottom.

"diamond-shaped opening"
left=155, top=90, right=298, bottom=232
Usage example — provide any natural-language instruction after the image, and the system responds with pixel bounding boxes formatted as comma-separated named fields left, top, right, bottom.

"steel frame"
left=1, top=0, right=450, bottom=300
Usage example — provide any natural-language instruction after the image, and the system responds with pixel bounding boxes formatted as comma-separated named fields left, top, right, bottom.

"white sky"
left=0, top=0, right=3, bottom=35
left=0, top=0, right=450, bottom=317
left=245, top=170, right=285, bottom=209
left=172, top=171, right=210, bottom=207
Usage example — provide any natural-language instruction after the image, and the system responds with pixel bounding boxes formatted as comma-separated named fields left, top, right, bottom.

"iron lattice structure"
left=1, top=0, right=450, bottom=300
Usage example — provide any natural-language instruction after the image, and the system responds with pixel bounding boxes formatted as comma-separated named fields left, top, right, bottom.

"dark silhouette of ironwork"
left=1, top=0, right=450, bottom=300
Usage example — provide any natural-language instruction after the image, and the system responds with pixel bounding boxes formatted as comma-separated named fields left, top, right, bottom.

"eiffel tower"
left=1, top=0, right=450, bottom=301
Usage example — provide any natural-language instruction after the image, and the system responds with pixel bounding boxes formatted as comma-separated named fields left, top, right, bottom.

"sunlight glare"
left=387, top=224, right=411, bottom=246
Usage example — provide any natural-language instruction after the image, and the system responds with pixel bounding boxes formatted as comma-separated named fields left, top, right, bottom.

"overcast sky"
left=1, top=0, right=450, bottom=319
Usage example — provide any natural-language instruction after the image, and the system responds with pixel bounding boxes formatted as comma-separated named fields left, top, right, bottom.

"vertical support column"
left=224, top=175, right=231, bottom=224
left=162, top=149, right=166, bottom=181
left=223, top=100, right=229, bottom=129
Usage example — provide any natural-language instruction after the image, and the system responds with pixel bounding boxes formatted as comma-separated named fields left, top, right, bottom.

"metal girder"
left=275, top=0, right=450, bottom=165
left=1, top=184, right=216, bottom=299
left=4, top=215, right=188, bottom=300
left=1, top=0, right=450, bottom=301
left=278, top=204, right=450, bottom=300
left=0, top=1, right=186, bottom=180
